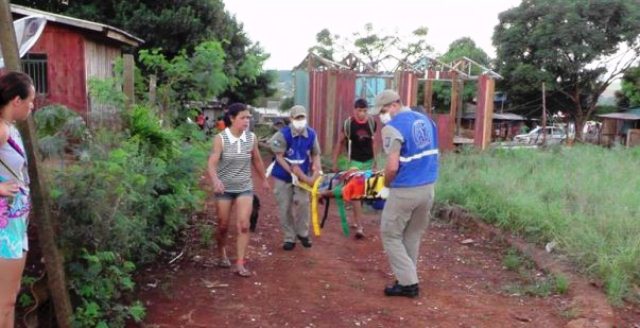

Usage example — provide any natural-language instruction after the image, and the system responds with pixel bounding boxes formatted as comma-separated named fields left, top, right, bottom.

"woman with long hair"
left=0, top=71, right=35, bottom=327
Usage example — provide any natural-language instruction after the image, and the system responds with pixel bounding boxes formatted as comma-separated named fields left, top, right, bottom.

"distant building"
left=597, top=107, right=640, bottom=147
left=266, top=100, right=281, bottom=109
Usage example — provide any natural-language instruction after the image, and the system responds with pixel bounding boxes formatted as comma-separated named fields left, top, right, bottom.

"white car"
left=514, top=126, right=566, bottom=145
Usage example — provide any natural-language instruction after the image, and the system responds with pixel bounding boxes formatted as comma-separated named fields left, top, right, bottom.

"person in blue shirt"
left=268, top=105, right=321, bottom=251
left=373, top=90, right=439, bottom=298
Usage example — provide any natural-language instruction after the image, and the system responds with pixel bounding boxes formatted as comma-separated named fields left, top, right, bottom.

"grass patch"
left=198, top=223, right=213, bottom=248
left=560, top=307, right=580, bottom=320
left=438, top=144, right=640, bottom=303
left=501, top=249, right=569, bottom=297
left=502, top=248, right=523, bottom=271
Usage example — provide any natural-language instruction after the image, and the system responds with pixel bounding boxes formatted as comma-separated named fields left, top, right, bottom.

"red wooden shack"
left=10, top=4, right=142, bottom=118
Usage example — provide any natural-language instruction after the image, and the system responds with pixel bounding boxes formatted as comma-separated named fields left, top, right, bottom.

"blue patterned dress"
left=0, top=126, right=31, bottom=259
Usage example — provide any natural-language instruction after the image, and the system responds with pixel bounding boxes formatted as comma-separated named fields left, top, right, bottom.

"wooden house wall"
left=30, top=23, right=87, bottom=115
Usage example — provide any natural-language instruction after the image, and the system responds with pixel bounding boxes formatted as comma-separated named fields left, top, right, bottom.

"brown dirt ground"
left=132, top=175, right=634, bottom=328
left=10, top=164, right=640, bottom=327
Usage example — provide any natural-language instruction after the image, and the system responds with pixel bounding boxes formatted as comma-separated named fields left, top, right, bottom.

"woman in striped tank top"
left=207, top=103, right=270, bottom=277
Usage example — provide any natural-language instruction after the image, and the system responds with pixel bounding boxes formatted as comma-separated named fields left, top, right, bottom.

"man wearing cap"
left=268, top=105, right=322, bottom=251
left=331, top=98, right=378, bottom=239
left=373, top=89, right=439, bottom=298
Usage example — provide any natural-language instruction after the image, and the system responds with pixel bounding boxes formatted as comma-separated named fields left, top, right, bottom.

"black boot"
left=297, top=235, right=312, bottom=248
left=282, top=242, right=296, bottom=251
left=384, top=282, right=419, bottom=298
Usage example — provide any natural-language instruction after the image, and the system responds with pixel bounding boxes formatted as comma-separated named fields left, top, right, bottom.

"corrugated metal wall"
left=308, top=70, right=356, bottom=155
left=433, top=114, right=455, bottom=152
left=298, top=67, right=467, bottom=155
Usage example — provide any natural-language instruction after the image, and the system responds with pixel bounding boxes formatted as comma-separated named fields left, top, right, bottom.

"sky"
left=223, top=0, right=522, bottom=70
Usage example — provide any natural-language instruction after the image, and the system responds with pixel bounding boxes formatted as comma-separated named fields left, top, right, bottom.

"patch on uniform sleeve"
left=272, top=139, right=281, bottom=147
left=384, top=137, right=391, bottom=149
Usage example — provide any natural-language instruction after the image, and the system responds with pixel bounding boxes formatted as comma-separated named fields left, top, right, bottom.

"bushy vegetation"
left=437, top=145, right=640, bottom=304
left=33, top=96, right=209, bottom=326
left=34, top=105, right=89, bottom=164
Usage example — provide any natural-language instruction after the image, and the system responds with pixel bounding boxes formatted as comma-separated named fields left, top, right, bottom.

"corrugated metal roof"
left=597, top=112, right=640, bottom=120
left=11, top=4, right=143, bottom=47
left=462, top=112, right=527, bottom=121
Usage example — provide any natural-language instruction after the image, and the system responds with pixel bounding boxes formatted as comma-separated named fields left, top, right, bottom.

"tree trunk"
left=575, top=115, right=585, bottom=141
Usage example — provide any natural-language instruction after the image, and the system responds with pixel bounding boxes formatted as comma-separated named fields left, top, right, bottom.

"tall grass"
left=436, top=144, right=640, bottom=304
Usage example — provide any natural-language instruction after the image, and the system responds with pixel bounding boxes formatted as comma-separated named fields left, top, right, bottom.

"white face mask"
left=379, top=113, right=391, bottom=124
left=292, top=119, right=307, bottom=130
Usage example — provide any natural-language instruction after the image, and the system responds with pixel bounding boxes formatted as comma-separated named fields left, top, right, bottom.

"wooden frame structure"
left=293, top=52, right=502, bottom=154
left=417, top=56, right=502, bottom=150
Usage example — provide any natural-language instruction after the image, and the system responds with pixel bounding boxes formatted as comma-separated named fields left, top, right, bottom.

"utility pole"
left=0, top=1, right=72, bottom=327
left=542, top=82, right=547, bottom=146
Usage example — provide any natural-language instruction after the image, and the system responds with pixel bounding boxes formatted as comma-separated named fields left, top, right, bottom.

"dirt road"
left=136, top=180, right=581, bottom=327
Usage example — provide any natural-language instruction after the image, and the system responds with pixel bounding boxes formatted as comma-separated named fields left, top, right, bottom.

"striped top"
left=216, top=128, right=255, bottom=193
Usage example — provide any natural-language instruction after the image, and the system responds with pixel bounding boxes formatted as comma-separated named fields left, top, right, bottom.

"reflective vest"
left=387, top=110, right=439, bottom=187
left=271, top=126, right=317, bottom=183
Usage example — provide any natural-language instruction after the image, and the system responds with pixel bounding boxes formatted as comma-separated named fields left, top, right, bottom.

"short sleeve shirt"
left=269, top=125, right=321, bottom=156
left=381, top=125, right=403, bottom=154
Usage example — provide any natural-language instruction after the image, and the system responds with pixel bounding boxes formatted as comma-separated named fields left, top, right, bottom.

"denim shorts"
left=215, top=190, right=253, bottom=200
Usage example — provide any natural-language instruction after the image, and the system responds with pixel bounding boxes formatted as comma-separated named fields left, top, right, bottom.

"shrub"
left=48, top=105, right=207, bottom=326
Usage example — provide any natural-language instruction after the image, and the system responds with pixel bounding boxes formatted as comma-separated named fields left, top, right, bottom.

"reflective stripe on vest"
left=285, top=158, right=306, bottom=165
left=399, top=148, right=439, bottom=163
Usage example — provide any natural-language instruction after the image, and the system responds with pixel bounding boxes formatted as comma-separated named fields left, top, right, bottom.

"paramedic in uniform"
left=373, top=90, right=439, bottom=298
left=268, top=105, right=322, bottom=251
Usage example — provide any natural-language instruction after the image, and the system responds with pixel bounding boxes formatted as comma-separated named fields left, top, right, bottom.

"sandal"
left=236, top=266, right=252, bottom=277
left=215, top=257, right=231, bottom=268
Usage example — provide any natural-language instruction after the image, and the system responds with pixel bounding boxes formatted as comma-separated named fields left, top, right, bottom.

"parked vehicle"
left=514, top=126, right=566, bottom=144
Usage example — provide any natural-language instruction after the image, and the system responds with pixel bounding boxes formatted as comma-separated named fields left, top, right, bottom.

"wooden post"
left=0, top=1, right=73, bottom=327
left=423, top=79, right=433, bottom=115
left=455, top=79, right=464, bottom=135
left=0, top=0, right=19, bottom=69
left=474, top=75, right=495, bottom=150
left=542, top=82, right=547, bottom=145
left=325, top=71, right=337, bottom=155
left=410, top=73, right=418, bottom=107
left=123, top=54, right=135, bottom=109
left=148, top=74, right=157, bottom=104
left=449, top=72, right=459, bottom=121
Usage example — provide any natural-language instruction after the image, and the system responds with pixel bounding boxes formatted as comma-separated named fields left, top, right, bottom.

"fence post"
left=123, top=54, right=135, bottom=109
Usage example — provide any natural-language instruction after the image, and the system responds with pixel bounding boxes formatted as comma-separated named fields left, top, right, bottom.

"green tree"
left=615, top=66, right=640, bottom=108
left=309, top=28, right=339, bottom=61
left=14, top=0, right=275, bottom=105
left=431, top=37, right=491, bottom=109
left=138, top=40, right=228, bottom=122
left=493, top=0, right=640, bottom=138
left=308, top=24, right=432, bottom=71
left=279, top=96, right=295, bottom=111
left=219, top=43, right=276, bottom=104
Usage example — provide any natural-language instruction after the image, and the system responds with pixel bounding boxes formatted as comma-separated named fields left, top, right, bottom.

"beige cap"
left=373, top=89, right=401, bottom=114
left=290, top=105, right=307, bottom=118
